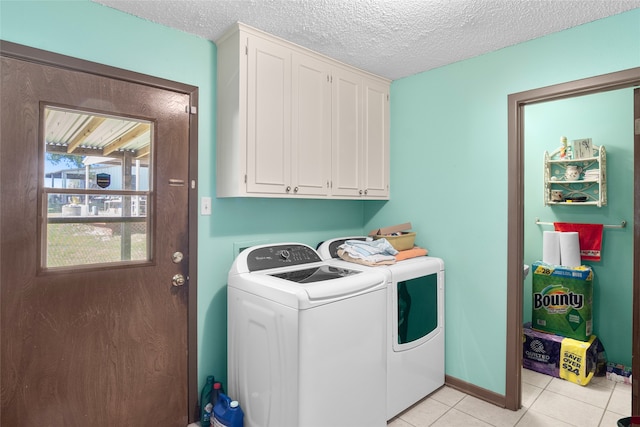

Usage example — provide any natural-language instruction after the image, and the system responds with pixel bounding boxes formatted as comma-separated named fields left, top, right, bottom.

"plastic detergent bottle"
left=212, top=393, right=244, bottom=427
left=200, top=375, right=215, bottom=425
left=211, top=381, right=223, bottom=407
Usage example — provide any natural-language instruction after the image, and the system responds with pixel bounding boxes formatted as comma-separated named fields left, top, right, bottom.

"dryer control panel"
left=247, top=244, right=322, bottom=272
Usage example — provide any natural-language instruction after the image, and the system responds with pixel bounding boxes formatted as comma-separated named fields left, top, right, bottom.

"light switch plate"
left=200, top=197, right=212, bottom=215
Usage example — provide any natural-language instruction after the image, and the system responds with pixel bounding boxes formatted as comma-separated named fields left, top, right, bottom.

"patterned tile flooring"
left=388, top=368, right=631, bottom=427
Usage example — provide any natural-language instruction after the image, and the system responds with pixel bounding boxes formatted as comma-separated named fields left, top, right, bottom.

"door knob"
left=172, top=274, right=186, bottom=287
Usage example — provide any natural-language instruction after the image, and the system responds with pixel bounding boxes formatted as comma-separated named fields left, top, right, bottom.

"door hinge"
left=185, top=105, right=197, bottom=115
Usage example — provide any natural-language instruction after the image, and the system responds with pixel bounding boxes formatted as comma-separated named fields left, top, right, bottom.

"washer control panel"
left=247, top=244, right=322, bottom=272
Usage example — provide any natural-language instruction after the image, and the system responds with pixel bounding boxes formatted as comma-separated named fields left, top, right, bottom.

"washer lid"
left=287, top=267, right=385, bottom=301
left=269, top=264, right=361, bottom=283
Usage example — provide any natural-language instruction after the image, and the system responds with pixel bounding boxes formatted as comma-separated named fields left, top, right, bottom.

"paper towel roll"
left=542, top=231, right=561, bottom=265
left=559, top=232, right=581, bottom=267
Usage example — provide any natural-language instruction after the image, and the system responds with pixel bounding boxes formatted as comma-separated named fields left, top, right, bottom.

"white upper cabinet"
left=291, top=52, right=332, bottom=196
left=246, top=34, right=292, bottom=195
left=216, top=23, right=389, bottom=199
left=362, top=78, right=390, bottom=198
left=331, top=65, right=362, bottom=198
left=331, top=66, right=390, bottom=198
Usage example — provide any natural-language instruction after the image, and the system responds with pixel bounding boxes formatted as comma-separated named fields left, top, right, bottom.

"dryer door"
left=393, top=272, right=441, bottom=351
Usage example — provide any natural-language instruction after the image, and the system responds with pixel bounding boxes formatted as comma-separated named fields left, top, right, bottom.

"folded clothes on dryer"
left=340, top=238, right=398, bottom=257
left=337, top=250, right=396, bottom=266
left=395, top=247, right=428, bottom=261
left=337, top=238, right=398, bottom=266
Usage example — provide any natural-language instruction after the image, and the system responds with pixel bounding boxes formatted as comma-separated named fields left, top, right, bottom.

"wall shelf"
left=543, top=144, right=606, bottom=207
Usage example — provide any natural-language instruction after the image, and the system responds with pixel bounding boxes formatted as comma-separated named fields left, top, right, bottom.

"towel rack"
left=535, top=218, right=627, bottom=229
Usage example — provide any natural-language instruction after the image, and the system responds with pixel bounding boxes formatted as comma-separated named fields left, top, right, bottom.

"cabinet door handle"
left=359, top=190, right=363, bottom=195
left=294, top=186, right=299, bottom=193
left=286, top=186, right=291, bottom=193
left=364, top=189, right=368, bottom=195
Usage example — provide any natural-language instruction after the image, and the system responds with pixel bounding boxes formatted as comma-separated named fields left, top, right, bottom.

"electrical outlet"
left=200, top=197, right=212, bottom=215
left=233, top=240, right=268, bottom=256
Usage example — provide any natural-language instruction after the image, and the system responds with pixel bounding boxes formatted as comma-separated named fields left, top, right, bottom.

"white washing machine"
left=317, top=237, right=445, bottom=420
left=227, top=243, right=387, bottom=427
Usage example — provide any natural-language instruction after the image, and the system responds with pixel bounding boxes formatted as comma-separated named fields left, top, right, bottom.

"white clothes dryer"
left=317, top=237, right=445, bottom=420
left=227, top=243, right=387, bottom=427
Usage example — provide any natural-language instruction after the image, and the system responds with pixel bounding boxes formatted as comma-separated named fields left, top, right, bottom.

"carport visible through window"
left=40, top=105, right=153, bottom=270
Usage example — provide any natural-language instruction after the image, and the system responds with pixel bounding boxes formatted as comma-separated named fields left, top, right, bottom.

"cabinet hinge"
left=185, top=105, right=197, bottom=115
left=244, top=174, right=247, bottom=183
left=387, top=94, right=389, bottom=102
left=635, top=118, right=640, bottom=135
left=245, top=45, right=248, bottom=55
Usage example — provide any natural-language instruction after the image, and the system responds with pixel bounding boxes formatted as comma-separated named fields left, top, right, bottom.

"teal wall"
left=2, top=0, right=639, bottom=399
left=523, top=90, right=634, bottom=367
left=375, top=9, right=639, bottom=394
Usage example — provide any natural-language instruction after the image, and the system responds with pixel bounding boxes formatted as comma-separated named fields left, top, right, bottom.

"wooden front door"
left=1, top=45, right=196, bottom=425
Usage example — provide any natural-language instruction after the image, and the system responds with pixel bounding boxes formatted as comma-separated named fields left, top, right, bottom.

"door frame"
left=506, top=67, right=640, bottom=412
left=0, top=40, right=200, bottom=422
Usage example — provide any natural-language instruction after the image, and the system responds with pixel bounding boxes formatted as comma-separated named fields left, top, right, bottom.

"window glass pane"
left=46, top=220, right=148, bottom=268
left=41, top=106, right=152, bottom=269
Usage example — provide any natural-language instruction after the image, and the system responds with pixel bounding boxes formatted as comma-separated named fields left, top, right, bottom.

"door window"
left=40, top=105, right=153, bottom=270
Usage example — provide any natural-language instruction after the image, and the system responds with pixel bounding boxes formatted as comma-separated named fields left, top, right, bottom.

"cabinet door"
left=363, top=79, right=390, bottom=198
left=291, top=53, right=332, bottom=196
left=331, top=66, right=363, bottom=197
left=246, top=35, right=292, bottom=194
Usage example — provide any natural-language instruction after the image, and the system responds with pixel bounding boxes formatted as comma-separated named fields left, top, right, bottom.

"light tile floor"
left=388, top=368, right=632, bottom=427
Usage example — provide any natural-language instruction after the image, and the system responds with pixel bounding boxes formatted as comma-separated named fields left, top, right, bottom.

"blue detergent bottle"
left=212, top=393, right=244, bottom=427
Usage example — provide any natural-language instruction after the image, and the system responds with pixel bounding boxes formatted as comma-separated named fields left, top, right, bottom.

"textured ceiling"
left=93, top=0, right=640, bottom=80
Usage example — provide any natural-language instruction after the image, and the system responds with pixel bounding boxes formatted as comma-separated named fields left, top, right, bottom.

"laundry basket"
left=373, top=232, right=416, bottom=251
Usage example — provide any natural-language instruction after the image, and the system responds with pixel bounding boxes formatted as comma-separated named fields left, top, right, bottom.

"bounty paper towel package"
left=531, top=261, right=593, bottom=341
